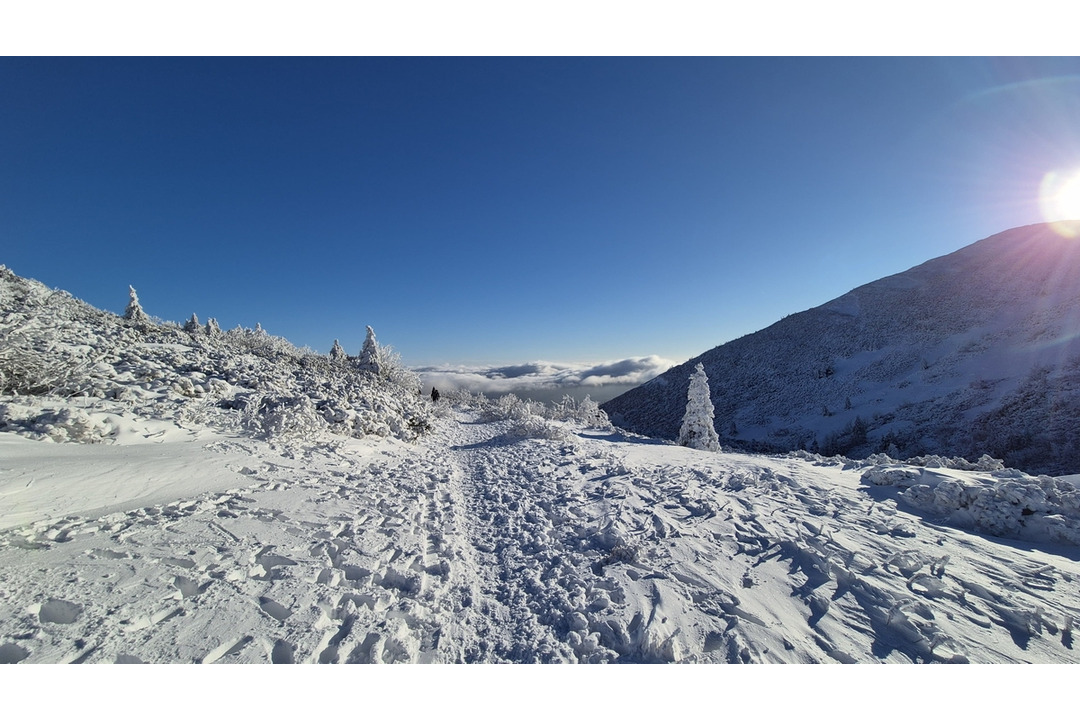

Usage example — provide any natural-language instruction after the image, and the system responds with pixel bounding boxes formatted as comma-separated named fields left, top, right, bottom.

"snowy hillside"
left=3, top=265, right=1080, bottom=664
left=0, top=266, right=433, bottom=449
left=603, top=223, right=1080, bottom=476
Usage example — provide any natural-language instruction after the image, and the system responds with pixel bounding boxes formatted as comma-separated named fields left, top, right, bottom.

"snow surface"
left=3, top=404, right=1079, bottom=665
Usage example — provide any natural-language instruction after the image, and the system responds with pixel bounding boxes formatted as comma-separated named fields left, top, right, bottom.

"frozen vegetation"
left=2, top=264, right=1080, bottom=664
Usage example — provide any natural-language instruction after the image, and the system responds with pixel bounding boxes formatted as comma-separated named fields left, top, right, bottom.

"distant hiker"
left=431, top=387, right=440, bottom=402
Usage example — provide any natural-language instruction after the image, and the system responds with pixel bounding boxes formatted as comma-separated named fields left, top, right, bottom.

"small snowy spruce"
left=357, top=325, right=381, bottom=374
left=183, top=313, right=201, bottom=334
left=206, top=318, right=222, bottom=336
left=330, top=339, right=347, bottom=362
left=124, top=286, right=149, bottom=323
left=678, top=363, right=721, bottom=451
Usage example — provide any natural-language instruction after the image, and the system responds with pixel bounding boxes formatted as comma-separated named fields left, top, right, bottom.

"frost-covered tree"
left=124, top=285, right=149, bottom=323
left=183, top=313, right=201, bottom=334
left=678, top=363, right=721, bottom=451
left=357, top=325, right=381, bottom=374
left=206, top=317, right=222, bottom=337
left=330, top=339, right=347, bottom=362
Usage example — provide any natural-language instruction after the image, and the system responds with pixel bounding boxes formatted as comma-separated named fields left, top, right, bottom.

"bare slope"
left=603, top=223, right=1080, bottom=475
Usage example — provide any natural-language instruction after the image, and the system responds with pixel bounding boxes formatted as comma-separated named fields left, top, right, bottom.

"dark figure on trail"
left=431, top=387, right=440, bottom=402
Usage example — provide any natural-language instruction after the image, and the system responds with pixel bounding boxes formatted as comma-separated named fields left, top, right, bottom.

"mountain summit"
left=603, top=223, right=1080, bottom=475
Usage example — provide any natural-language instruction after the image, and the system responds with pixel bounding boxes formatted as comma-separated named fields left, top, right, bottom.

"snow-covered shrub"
left=442, top=386, right=482, bottom=409
left=123, top=286, right=149, bottom=324
left=0, top=346, right=85, bottom=397
left=905, top=454, right=1005, bottom=471
left=873, top=463, right=1080, bottom=545
left=932, top=479, right=974, bottom=511
left=357, top=326, right=380, bottom=375
left=375, top=344, right=420, bottom=394
left=482, top=393, right=546, bottom=422
left=504, top=415, right=577, bottom=444
left=552, top=395, right=612, bottom=429
left=183, top=313, right=201, bottom=334
left=678, top=364, right=720, bottom=451
left=30, top=407, right=112, bottom=443
left=220, top=325, right=313, bottom=362
left=862, top=466, right=922, bottom=487
left=330, top=339, right=346, bottom=362
left=241, top=393, right=327, bottom=444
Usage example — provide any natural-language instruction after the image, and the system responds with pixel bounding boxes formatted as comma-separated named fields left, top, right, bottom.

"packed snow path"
left=1, top=410, right=1078, bottom=663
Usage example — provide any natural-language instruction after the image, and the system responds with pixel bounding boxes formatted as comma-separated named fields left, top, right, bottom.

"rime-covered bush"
left=30, top=407, right=112, bottom=443
left=678, top=364, right=720, bottom=451
left=863, top=460, right=1080, bottom=546
left=440, top=387, right=485, bottom=410
left=357, top=325, right=381, bottom=374
left=183, top=313, right=201, bottom=334
left=376, top=345, right=421, bottom=394
left=551, top=394, right=612, bottom=429
left=123, top=286, right=149, bottom=324
left=504, top=414, right=577, bottom=444
left=482, top=393, right=547, bottom=422
left=241, top=393, right=327, bottom=444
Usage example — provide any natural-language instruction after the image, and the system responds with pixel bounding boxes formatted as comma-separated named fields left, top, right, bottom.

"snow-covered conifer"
left=330, top=339, right=346, bottom=362
left=206, top=317, right=222, bottom=336
left=183, top=313, right=201, bottom=334
left=124, top=285, right=149, bottom=323
left=357, top=325, right=381, bottom=374
left=678, top=363, right=721, bottom=452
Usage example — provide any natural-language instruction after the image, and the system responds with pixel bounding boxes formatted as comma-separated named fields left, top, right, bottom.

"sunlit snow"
left=2, top=264, right=1079, bottom=665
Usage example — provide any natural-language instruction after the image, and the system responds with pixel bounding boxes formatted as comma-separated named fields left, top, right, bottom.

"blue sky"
left=4, top=56, right=1080, bottom=373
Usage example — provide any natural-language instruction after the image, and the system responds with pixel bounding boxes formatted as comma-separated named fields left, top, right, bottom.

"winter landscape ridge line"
left=2, top=237, right=1080, bottom=663
left=603, top=222, right=1080, bottom=478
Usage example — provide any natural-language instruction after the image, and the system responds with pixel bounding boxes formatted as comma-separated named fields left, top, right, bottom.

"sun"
left=1039, top=170, right=1080, bottom=237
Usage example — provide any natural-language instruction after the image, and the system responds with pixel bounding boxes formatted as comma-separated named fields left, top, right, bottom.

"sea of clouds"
left=415, top=356, right=676, bottom=404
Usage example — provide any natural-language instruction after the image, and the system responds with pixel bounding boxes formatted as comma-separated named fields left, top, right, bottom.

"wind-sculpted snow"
left=2, top=405, right=1078, bottom=663
left=603, top=223, right=1080, bottom=476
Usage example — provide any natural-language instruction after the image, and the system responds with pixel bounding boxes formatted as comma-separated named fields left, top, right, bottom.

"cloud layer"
left=415, top=355, right=676, bottom=400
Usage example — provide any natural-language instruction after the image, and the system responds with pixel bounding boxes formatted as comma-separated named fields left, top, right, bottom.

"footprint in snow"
left=39, top=599, right=83, bottom=625
left=0, top=643, right=30, bottom=664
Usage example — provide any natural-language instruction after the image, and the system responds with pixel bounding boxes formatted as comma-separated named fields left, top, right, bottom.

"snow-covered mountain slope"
left=3, top=263, right=1080, bottom=664
left=602, top=223, right=1080, bottom=476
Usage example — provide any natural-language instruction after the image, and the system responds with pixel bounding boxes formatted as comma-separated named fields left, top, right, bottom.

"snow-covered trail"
left=1, top=409, right=1079, bottom=663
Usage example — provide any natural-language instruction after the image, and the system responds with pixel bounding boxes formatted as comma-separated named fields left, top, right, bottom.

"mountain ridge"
left=602, top=222, right=1080, bottom=475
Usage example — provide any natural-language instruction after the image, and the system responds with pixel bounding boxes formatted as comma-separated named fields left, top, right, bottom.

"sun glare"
left=1039, top=170, right=1080, bottom=237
